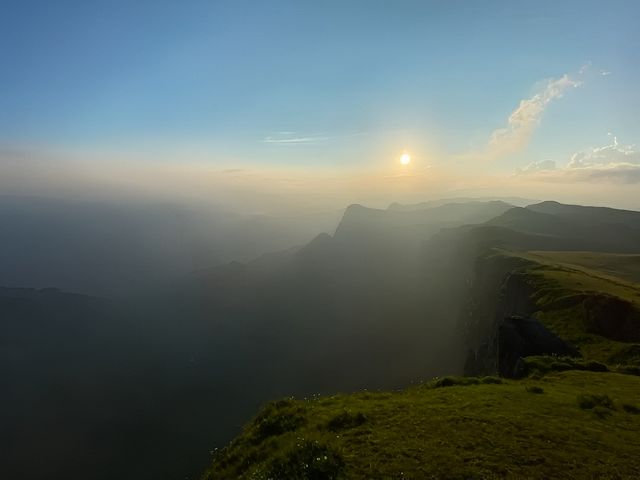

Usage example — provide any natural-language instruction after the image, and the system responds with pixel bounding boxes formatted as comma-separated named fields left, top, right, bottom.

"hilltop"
left=203, top=370, right=640, bottom=479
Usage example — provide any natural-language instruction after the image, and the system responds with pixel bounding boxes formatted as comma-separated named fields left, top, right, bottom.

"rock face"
left=582, top=295, right=640, bottom=342
left=461, top=261, right=581, bottom=377
left=496, top=316, right=579, bottom=377
left=461, top=263, right=539, bottom=377
left=464, top=315, right=580, bottom=378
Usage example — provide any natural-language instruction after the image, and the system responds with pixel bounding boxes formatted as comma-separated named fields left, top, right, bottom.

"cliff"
left=463, top=250, right=640, bottom=376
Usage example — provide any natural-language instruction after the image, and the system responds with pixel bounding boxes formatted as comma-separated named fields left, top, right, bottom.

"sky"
left=1, top=0, right=639, bottom=212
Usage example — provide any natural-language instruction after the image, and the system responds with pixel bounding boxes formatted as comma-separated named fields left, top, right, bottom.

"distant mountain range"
left=388, top=196, right=538, bottom=211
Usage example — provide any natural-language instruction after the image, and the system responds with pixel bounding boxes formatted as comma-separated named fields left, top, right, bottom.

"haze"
left=2, top=1, right=639, bottom=215
left=2, top=2, right=640, bottom=480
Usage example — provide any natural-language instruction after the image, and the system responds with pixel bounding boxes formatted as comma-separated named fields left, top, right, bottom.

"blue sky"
left=1, top=0, right=639, bottom=199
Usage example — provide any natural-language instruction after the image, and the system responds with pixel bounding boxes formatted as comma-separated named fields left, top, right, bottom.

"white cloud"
left=262, top=131, right=368, bottom=145
left=579, top=62, right=592, bottom=75
left=516, top=159, right=556, bottom=175
left=567, top=134, right=640, bottom=168
left=488, top=72, right=583, bottom=157
left=262, top=132, right=327, bottom=145
left=515, top=136, right=640, bottom=184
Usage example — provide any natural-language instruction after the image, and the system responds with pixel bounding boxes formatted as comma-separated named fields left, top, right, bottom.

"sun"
left=400, top=152, right=411, bottom=165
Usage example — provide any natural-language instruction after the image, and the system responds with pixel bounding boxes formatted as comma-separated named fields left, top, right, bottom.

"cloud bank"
left=516, top=135, right=640, bottom=184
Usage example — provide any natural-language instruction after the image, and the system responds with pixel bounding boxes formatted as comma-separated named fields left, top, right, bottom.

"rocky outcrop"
left=461, top=259, right=537, bottom=375
left=582, top=294, right=640, bottom=342
left=462, top=260, right=580, bottom=377
left=496, top=316, right=579, bottom=377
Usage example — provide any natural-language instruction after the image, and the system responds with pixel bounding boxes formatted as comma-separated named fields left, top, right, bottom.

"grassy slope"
left=515, top=251, right=640, bottom=300
left=523, top=251, right=640, bottom=284
left=204, top=371, right=640, bottom=479
left=500, top=250, right=640, bottom=365
left=204, top=250, right=640, bottom=478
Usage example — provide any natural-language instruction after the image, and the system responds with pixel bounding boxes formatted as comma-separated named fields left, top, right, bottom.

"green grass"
left=522, top=355, right=608, bottom=376
left=508, top=250, right=640, bottom=308
left=522, top=251, right=640, bottom=284
left=203, top=371, right=640, bottom=479
left=495, top=250, right=640, bottom=366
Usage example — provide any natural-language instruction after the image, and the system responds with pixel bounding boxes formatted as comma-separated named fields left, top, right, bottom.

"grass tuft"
left=265, top=441, right=344, bottom=480
left=252, top=400, right=306, bottom=442
left=431, top=376, right=480, bottom=388
left=526, top=386, right=544, bottom=394
left=524, top=356, right=609, bottom=377
left=480, top=376, right=503, bottom=384
left=592, top=406, right=613, bottom=419
left=617, top=365, right=640, bottom=376
left=326, top=411, right=367, bottom=432
left=577, top=394, right=615, bottom=411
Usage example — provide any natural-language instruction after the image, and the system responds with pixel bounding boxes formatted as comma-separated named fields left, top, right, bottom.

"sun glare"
left=400, top=152, right=411, bottom=165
